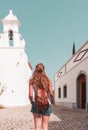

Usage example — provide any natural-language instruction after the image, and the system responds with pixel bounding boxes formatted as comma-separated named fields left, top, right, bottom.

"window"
left=63, top=85, right=67, bottom=98
left=58, top=87, right=61, bottom=98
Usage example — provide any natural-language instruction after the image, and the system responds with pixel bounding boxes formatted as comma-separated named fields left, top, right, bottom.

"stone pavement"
left=0, top=105, right=88, bottom=130
left=50, top=105, right=88, bottom=130
left=0, top=105, right=60, bottom=130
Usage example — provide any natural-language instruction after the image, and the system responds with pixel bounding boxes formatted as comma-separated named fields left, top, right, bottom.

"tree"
left=72, top=42, right=76, bottom=55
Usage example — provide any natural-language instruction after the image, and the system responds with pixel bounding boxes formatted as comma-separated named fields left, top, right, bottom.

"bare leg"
left=42, top=115, right=50, bottom=130
left=33, top=113, right=42, bottom=130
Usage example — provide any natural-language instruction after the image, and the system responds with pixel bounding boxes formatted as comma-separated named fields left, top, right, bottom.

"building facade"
left=0, top=10, right=32, bottom=106
left=54, top=41, right=88, bottom=111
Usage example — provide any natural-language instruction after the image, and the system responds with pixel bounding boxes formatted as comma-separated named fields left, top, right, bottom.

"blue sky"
left=0, top=0, right=88, bottom=84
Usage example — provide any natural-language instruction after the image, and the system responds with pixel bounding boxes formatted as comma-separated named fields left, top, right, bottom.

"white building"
left=54, top=41, right=88, bottom=111
left=0, top=10, right=32, bottom=106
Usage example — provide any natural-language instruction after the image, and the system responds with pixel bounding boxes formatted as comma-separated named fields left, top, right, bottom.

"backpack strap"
left=33, top=84, right=37, bottom=97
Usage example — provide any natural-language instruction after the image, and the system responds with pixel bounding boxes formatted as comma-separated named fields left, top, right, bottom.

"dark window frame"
left=58, top=87, right=61, bottom=98
left=63, top=85, right=67, bottom=98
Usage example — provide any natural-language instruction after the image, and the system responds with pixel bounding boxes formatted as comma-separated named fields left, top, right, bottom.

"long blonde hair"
left=29, top=63, right=50, bottom=91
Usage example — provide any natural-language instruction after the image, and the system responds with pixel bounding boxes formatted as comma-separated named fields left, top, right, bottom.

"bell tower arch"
left=0, top=10, right=25, bottom=47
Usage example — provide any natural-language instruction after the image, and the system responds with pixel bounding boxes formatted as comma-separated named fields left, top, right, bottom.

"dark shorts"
left=31, top=102, right=52, bottom=115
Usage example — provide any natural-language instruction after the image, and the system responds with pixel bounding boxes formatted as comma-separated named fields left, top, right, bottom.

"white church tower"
left=0, top=10, right=32, bottom=106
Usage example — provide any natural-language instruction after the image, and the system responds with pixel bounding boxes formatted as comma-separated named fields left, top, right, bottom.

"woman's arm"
left=48, top=79, right=54, bottom=104
left=29, top=84, right=33, bottom=103
left=48, top=79, right=54, bottom=96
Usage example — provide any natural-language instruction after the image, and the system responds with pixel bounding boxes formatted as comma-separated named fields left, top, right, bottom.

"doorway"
left=77, top=74, right=86, bottom=109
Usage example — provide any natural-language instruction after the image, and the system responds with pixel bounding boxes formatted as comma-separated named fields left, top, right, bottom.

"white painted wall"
left=0, top=10, right=32, bottom=106
left=0, top=48, right=32, bottom=106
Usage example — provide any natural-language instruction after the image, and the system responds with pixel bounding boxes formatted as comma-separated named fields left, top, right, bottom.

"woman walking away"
left=29, top=63, right=54, bottom=130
